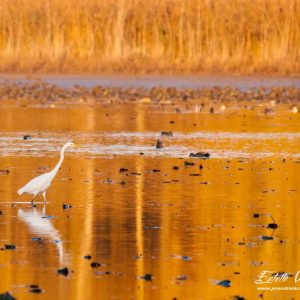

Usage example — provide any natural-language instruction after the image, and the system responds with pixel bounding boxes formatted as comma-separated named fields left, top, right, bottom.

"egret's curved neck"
left=50, top=145, right=67, bottom=177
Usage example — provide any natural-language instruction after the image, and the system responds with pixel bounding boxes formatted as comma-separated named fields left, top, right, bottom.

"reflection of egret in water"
left=18, top=206, right=68, bottom=265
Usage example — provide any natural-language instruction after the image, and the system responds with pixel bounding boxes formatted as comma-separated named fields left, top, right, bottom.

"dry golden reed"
left=0, top=0, right=299, bottom=74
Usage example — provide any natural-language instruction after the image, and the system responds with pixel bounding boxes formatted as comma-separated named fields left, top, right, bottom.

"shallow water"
left=0, top=102, right=300, bottom=299
left=2, top=75, right=300, bottom=90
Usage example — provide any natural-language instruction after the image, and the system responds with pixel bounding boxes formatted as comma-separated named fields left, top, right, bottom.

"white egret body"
left=18, top=142, right=74, bottom=203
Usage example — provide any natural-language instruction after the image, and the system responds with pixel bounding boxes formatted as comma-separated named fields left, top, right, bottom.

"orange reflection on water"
left=0, top=103, right=299, bottom=299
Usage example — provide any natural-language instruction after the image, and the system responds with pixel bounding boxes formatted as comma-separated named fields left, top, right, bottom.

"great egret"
left=18, top=141, right=74, bottom=204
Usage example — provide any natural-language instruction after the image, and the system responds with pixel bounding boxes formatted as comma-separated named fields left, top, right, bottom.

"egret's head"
left=65, top=141, right=75, bottom=148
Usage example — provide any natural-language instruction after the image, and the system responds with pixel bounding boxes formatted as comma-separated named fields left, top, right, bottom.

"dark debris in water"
left=29, top=288, right=43, bottom=294
left=84, top=255, right=92, bottom=260
left=156, top=139, right=163, bottom=149
left=267, top=223, right=278, bottom=229
left=90, top=262, right=101, bottom=268
left=23, top=135, right=32, bottom=140
left=161, top=131, right=173, bottom=137
left=189, top=152, right=210, bottom=158
left=217, top=279, right=231, bottom=287
left=29, top=285, right=39, bottom=289
left=261, top=235, right=274, bottom=241
left=57, top=267, right=69, bottom=276
left=3, top=244, right=16, bottom=250
left=62, top=203, right=72, bottom=210
left=138, top=274, right=153, bottom=281
left=184, top=161, right=195, bottom=166
left=233, top=296, right=245, bottom=300
left=0, top=292, right=16, bottom=300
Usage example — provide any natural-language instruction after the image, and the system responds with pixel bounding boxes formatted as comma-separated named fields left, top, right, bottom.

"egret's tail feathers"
left=17, top=187, right=24, bottom=195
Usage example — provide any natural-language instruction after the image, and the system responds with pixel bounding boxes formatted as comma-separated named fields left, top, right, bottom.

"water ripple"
left=0, top=131, right=299, bottom=158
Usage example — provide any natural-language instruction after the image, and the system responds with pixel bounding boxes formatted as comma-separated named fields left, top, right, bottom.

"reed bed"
left=0, top=0, right=299, bottom=74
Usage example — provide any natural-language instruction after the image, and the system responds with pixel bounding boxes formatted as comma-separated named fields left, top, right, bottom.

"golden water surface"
left=0, top=102, right=300, bottom=300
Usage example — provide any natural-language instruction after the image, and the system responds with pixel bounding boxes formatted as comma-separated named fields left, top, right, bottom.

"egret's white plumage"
left=18, top=141, right=74, bottom=203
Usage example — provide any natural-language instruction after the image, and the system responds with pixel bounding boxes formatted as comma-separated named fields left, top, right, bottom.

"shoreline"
left=0, top=80, right=299, bottom=106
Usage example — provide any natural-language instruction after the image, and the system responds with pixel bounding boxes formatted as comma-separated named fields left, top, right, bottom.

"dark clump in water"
left=261, top=235, right=274, bottom=241
left=156, top=139, right=163, bottom=149
left=90, top=262, right=101, bottom=268
left=84, top=255, right=92, bottom=260
left=3, top=244, right=16, bottom=250
left=184, top=161, right=195, bottom=166
left=233, top=296, right=245, bottom=300
left=189, top=152, right=210, bottom=158
left=139, top=274, right=153, bottom=281
left=29, top=288, right=43, bottom=294
left=217, top=279, right=231, bottom=287
left=57, top=267, right=69, bottom=276
left=267, top=223, right=278, bottom=229
left=161, top=131, right=173, bottom=137
left=29, top=285, right=39, bottom=289
left=0, top=292, right=16, bottom=300
left=62, top=203, right=72, bottom=209
left=23, top=135, right=32, bottom=140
